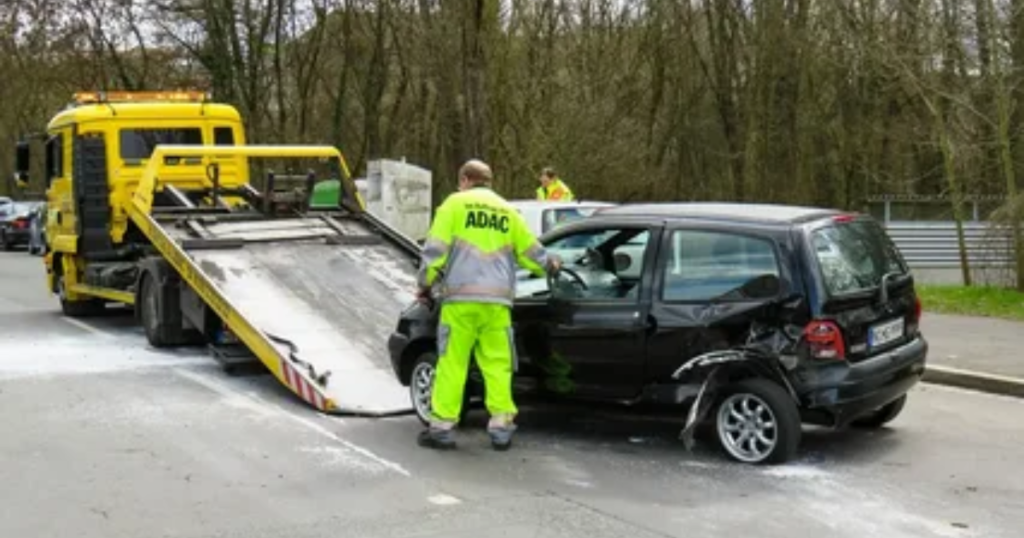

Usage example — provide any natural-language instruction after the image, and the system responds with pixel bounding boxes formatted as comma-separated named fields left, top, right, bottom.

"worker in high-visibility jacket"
left=536, top=167, right=574, bottom=202
left=417, top=159, right=562, bottom=451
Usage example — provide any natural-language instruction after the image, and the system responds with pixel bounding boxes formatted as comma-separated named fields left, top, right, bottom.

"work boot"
left=417, top=425, right=456, bottom=450
left=487, top=416, right=518, bottom=452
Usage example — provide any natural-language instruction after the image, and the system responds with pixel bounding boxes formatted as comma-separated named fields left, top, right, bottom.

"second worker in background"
left=416, top=159, right=562, bottom=451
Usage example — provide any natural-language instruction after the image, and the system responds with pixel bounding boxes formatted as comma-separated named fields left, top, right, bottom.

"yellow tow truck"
left=14, top=91, right=422, bottom=416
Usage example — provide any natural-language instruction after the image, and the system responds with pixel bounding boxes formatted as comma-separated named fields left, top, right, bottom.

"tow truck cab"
left=13, top=91, right=248, bottom=308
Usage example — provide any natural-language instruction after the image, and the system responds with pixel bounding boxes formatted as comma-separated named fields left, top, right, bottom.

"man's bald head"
left=458, top=159, right=493, bottom=190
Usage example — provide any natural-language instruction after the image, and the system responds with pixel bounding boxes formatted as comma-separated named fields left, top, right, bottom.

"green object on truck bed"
left=310, top=179, right=341, bottom=208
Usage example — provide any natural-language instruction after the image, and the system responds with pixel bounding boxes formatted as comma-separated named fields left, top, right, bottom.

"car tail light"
left=804, top=320, right=846, bottom=360
left=832, top=214, right=856, bottom=223
left=913, top=296, right=922, bottom=323
left=12, top=218, right=27, bottom=229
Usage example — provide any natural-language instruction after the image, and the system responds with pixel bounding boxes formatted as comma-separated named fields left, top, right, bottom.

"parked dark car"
left=0, top=201, right=42, bottom=251
left=26, top=202, right=48, bottom=255
left=387, top=203, right=927, bottom=464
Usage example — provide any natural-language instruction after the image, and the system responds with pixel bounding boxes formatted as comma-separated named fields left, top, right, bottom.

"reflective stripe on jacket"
left=418, top=186, right=550, bottom=306
left=536, top=178, right=574, bottom=202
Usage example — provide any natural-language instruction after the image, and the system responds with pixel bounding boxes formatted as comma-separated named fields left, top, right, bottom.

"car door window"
left=661, top=229, right=781, bottom=302
left=536, top=226, right=651, bottom=302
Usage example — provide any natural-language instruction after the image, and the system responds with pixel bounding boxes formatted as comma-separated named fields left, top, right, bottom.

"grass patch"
left=917, top=284, right=1024, bottom=322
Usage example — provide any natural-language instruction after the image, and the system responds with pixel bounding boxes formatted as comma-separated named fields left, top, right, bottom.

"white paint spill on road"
left=761, top=463, right=833, bottom=480
left=427, top=494, right=462, bottom=506
left=175, top=369, right=412, bottom=478
left=60, top=317, right=115, bottom=338
left=763, top=462, right=969, bottom=538
left=0, top=334, right=208, bottom=380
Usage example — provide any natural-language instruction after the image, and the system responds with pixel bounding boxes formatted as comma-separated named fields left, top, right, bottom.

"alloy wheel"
left=410, top=360, right=435, bottom=424
left=716, top=393, right=779, bottom=463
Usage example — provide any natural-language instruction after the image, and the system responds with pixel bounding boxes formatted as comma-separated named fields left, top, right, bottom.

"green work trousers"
left=431, top=302, right=517, bottom=427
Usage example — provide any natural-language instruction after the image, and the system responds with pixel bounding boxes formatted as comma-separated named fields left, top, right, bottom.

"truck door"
left=514, top=223, right=661, bottom=400
left=45, top=129, right=76, bottom=248
left=644, top=226, right=787, bottom=383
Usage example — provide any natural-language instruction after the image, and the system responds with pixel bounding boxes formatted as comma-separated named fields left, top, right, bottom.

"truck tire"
left=713, top=378, right=801, bottom=465
left=56, top=273, right=105, bottom=318
left=140, top=273, right=172, bottom=347
left=136, top=261, right=204, bottom=349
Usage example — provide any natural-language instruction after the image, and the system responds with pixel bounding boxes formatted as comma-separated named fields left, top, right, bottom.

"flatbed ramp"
left=159, top=214, right=419, bottom=416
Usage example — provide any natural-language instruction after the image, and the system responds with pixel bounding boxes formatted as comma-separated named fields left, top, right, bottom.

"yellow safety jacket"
left=536, top=178, right=574, bottom=202
left=419, top=186, right=551, bottom=306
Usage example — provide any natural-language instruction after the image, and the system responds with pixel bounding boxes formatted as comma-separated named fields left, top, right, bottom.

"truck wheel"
left=409, top=351, right=473, bottom=427
left=140, top=274, right=172, bottom=348
left=714, top=378, right=801, bottom=465
left=852, top=394, right=907, bottom=429
left=56, top=273, right=104, bottom=318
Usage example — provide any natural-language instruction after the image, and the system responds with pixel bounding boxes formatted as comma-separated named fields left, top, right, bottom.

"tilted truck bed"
left=164, top=216, right=417, bottom=415
left=126, top=145, right=422, bottom=416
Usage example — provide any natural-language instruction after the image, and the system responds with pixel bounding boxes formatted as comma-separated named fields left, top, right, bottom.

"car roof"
left=508, top=200, right=616, bottom=210
left=596, top=202, right=843, bottom=225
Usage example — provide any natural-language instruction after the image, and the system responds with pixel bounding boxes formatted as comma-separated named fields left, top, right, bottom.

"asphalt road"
left=1, top=250, right=1022, bottom=538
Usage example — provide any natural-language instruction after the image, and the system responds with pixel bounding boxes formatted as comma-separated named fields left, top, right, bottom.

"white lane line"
left=427, top=494, right=462, bottom=506
left=60, top=317, right=114, bottom=338
left=174, top=369, right=412, bottom=477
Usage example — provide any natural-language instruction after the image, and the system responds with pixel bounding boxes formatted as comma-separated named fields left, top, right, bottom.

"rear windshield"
left=811, top=219, right=907, bottom=296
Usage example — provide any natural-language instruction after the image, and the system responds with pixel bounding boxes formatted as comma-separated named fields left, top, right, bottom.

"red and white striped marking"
left=281, top=358, right=326, bottom=410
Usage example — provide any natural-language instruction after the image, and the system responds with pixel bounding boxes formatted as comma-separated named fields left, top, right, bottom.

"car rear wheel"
left=409, top=351, right=473, bottom=427
left=714, top=378, right=801, bottom=465
left=852, top=394, right=907, bottom=429
left=0, top=230, right=11, bottom=251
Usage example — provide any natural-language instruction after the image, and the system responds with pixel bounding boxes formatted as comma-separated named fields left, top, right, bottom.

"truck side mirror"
left=14, top=140, right=30, bottom=186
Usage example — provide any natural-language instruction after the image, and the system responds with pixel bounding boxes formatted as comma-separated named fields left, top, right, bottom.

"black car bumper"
left=3, top=227, right=30, bottom=244
left=387, top=331, right=411, bottom=384
left=796, top=336, right=928, bottom=427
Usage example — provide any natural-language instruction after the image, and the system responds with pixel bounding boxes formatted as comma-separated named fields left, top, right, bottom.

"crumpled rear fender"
left=674, top=351, right=799, bottom=451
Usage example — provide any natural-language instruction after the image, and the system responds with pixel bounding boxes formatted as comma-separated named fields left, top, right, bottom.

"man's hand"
left=546, top=254, right=563, bottom=275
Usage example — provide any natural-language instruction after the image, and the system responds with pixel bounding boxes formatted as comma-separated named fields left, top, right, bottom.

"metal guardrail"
left=885, top=221, right=1015, bottom=269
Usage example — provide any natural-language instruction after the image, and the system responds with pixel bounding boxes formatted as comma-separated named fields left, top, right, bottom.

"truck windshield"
left=811, top=218, right=907, bottom=296
left=120, top=128, right=203, bottom=160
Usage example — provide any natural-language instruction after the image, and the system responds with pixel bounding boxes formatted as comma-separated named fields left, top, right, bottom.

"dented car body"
left=388, top=203, right=928, bottom=464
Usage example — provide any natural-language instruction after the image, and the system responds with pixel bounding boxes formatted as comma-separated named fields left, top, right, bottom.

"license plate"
left=868, top=317, right=905, bottom=348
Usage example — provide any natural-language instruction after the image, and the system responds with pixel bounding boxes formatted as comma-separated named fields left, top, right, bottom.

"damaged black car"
left=387, top=203, right=928, bottom=465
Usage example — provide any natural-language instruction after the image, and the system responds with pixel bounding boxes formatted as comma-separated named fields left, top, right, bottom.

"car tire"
left=56, top=273, right=105, bottom=318
left=409, top=351, right=474, bottom=427
left=713, top=378, right=801, bottom=465
left=0, top=230, right=11, bottom=251
left=851, top=394, right=907, bottom=429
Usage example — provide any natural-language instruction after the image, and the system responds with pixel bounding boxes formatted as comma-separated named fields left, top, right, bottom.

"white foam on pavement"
left=0, top=333, right=208, bottom=380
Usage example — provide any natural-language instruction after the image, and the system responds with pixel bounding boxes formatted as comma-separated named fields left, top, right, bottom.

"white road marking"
left=174, top=369, right=412, bottom=477
left=427, top=494, right=462, bottom=506
left=60, top=317, right=113, bottom=338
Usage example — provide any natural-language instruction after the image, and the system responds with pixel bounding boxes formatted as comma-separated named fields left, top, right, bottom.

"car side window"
left=543, top=227, right=651, bottom=302
left=661, top=229, right=781, bottom=302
